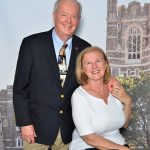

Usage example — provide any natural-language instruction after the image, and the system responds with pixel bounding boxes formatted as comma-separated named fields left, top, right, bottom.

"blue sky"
left=0, top=0, right=150, bottom=89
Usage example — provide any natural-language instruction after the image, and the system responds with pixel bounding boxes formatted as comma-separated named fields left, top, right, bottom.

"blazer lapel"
left=43, top=31, right=82, bottom=88
left=64, top=36, right=80, bottom=87
left=43, top=29, right=60, bottom=80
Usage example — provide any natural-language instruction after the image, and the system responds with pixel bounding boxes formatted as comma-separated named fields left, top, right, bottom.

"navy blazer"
left=13, top=28, right=91, bottom=145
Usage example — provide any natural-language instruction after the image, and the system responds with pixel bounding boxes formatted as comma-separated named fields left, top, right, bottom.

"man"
left=13, top=0, right=121, bottom=149
left=13, top=0, right=91, bottom=149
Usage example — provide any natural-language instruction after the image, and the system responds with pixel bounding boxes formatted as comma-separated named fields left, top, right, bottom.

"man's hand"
left=107, top=77, right=121, bottom=92
left=111, top=85, right=131, bottom=105
left=21, top=125, right=37, bottom=144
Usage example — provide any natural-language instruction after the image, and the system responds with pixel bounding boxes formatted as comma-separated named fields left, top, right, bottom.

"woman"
left=69, top=47, right=132, bottom=150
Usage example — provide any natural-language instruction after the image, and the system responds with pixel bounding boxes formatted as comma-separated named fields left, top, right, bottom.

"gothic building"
left=0, top=86, right=22, bottom=150
left=106, top=0, right=150, bottom=77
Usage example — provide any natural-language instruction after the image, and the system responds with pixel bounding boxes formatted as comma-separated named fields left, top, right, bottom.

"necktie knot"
left=62, top=43, right=68, bottom=49
left=59, top=43, right=68, bottom=56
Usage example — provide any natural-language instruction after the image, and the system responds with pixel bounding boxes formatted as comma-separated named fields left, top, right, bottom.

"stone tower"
left=0, top=86, right=22, bottom=149
left=106, top=0, right=150, bottom=77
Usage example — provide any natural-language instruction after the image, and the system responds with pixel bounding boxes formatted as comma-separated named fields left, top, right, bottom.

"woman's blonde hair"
left=76, top=46, right=111, bottom=85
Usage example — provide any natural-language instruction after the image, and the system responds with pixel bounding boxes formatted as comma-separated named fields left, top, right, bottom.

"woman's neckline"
left=80, top=85, right=110, bottom=105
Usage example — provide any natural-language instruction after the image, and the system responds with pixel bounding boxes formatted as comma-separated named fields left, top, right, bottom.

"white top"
left=69, top=86, right=126, bottom=150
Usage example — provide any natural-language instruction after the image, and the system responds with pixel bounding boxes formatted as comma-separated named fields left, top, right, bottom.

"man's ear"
left=53, top=12, right=55, bottom=21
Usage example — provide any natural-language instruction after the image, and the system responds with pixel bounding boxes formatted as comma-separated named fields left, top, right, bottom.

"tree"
left=117, top=74, right=150, bottom=150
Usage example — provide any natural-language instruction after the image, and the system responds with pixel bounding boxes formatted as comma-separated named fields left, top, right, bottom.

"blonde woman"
left=69, top=47, right=131, bottom=150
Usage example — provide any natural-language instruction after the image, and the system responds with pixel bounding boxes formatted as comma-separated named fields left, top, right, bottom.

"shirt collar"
left=52, top=29, right=72, bottom=49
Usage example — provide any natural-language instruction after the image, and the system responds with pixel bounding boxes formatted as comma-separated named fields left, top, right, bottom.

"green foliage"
left=117, top=76, right=138, bottom=91
left=117, top=73, right=150, bottom=150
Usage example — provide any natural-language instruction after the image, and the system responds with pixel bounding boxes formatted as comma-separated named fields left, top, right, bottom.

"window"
left=16, top=136, right=23, bottom=147
left=111, top=67, right=119, bottom=76
left=127, top=26, right=141, bottom=61
left=127, top=69, right=131, bottom=76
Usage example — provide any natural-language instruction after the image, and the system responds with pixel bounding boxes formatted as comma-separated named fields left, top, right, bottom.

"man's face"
left=53, top=0, right=80, bottom=41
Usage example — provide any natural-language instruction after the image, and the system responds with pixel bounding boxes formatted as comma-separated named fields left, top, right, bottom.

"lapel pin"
left=75, top=47, right=78, bottom=51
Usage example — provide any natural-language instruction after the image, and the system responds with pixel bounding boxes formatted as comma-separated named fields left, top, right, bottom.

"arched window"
left=133, top=53, right=136, bottom=59
left=128, top=54, right=131, bottom=59
left=128, top=26, right=141, bottom=61
left=16, top=136, right=23, bottom=147
left=137, top=53, right=140, bottom=59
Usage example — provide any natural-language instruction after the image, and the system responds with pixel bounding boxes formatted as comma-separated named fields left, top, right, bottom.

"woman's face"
left=82, top=50, right=106, bottom=82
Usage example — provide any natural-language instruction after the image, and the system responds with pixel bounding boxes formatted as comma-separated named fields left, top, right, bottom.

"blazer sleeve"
left=13, top=37, right=32, bottom=127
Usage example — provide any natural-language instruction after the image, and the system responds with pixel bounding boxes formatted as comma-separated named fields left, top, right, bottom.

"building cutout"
left=106, top=0, right=150, bottom=77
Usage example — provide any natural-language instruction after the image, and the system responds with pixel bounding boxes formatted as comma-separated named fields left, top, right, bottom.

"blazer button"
left=60, top=94, right=64, bottom=99
left=60, top=110, right=63, bottom=114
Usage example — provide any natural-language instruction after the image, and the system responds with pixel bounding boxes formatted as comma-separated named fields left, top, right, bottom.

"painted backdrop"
left=0, top=0, right=150, bottom=149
